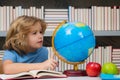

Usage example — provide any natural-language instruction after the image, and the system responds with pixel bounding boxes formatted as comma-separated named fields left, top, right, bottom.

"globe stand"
left=51, top=21, right=95, bottom=77
left=63, top=64, right=87, bottom=76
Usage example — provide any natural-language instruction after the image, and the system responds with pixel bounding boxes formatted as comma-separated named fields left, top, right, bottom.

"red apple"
left=86, top=62, right=101, bottom=77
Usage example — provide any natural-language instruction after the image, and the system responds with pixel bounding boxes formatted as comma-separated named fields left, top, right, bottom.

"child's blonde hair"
left=3, top=15, right=47, bottom=55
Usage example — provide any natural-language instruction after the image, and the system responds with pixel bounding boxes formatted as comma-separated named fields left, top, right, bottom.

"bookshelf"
left=0, top=0, right=119, bottom=47
left=0, top=0, right=120, bottom=72
left=0, top=0, right=120, bottom=50
left=1, top=31, right=120, bottom=37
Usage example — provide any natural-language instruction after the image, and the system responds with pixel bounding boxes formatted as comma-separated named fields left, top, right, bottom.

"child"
left=2, top=15, right=58, bottom=74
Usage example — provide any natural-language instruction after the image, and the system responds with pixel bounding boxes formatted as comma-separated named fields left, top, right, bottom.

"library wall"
left=0, top=0, right=120, bottom=71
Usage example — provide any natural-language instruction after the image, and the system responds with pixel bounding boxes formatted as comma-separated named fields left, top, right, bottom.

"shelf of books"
left=1, top=31, right=120, bottom=37
left=0, top=5, right=120, bottom=72
left=47, top=46, right=120, bottom=72
left=0, top=46, right=120, bottom=72
left=0, top=6, right=120, bottom=37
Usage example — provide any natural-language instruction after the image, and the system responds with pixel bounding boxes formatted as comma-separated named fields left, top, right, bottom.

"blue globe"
left=52, top=22, right=96, bottom=64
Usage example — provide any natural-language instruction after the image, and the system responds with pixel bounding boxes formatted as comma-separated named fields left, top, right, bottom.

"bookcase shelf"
left=1, top=31, right=120, bottom=37
left=0, top=31, right=6, bottom=37
left=0, top=0, right=119, bottom=48
left=93, top=31, right=120, bottom=36
left=0, top=0, right=120, bottom=73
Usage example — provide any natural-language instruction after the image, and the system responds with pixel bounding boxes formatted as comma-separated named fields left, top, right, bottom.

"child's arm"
left=3, top=56, right=58, bottom=74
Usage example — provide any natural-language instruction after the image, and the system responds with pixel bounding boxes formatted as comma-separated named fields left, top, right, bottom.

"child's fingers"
left=50, top=54, right=55, bottom=59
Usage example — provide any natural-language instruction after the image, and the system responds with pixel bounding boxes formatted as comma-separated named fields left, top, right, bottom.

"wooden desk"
left=28, top=76, right=101, bottom=80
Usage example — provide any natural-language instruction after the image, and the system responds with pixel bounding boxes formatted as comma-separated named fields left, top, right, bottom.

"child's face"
left=27, top=22, right=43, bottom=52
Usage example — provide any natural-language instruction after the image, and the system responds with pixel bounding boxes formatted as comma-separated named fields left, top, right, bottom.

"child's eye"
left=40, top=31, right=42, bottom=33
left=33, top=32, right=37, bottom=34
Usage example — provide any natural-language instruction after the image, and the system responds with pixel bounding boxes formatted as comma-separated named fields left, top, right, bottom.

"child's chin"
left=37, top=45, right=42, bottom=48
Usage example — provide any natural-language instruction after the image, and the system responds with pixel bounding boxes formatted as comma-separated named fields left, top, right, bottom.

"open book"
left=0, top=70, right=67, bottom=79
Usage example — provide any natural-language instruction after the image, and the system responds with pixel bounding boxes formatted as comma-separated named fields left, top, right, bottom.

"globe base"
left=63, top=70, right=87, bottom=76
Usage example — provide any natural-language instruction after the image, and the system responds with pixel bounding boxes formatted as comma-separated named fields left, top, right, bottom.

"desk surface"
left=28, top=76, right=101, bottom=80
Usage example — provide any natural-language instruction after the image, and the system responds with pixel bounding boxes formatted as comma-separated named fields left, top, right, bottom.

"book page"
left=0, top=72, right=32, bottom=79
left=29, top=70, right=63, bottom=75
left=29, top=70, right=67, bottom=78
left=37, top=72, right=67, bottom=78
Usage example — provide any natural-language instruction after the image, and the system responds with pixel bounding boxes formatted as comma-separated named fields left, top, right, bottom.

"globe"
left=52, top=21, right=96, bottom=66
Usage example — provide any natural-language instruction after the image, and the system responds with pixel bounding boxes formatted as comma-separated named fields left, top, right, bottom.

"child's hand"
left=43, top=55, right=58, bottom=70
